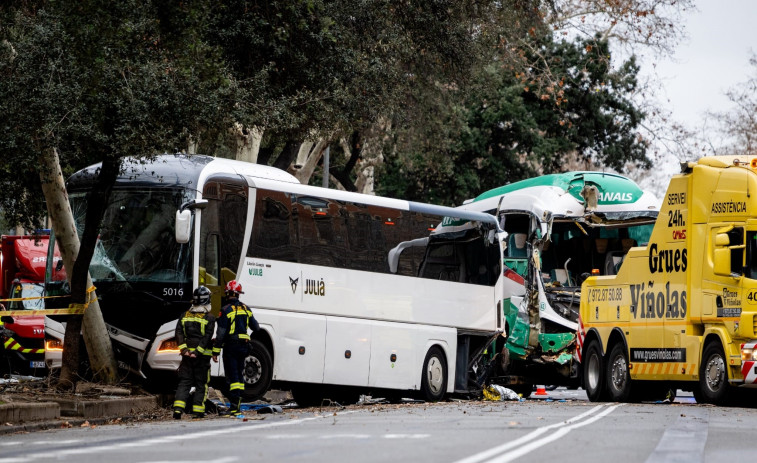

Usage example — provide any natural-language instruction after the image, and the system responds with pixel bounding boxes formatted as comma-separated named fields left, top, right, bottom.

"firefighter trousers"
left=222, top=341, right=248, bottom=414
left=173, top=355, right=211, bottom=415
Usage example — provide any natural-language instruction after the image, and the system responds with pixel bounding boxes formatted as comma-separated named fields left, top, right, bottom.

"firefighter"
left=173, top=286, right=215, bottom=419
left=212, top=280, right=259, bottom=418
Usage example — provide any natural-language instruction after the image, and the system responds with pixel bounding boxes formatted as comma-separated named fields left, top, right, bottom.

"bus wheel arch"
left=241, top=331, right=274, bottom=401
left=421, top=345, right=448, bottom=402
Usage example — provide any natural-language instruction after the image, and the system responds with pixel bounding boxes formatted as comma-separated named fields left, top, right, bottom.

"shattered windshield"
left=70, top=189, right=193, bottom=283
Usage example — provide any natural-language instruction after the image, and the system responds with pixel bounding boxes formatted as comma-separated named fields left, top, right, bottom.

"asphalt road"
left=2, top=388, right=757, bottom=463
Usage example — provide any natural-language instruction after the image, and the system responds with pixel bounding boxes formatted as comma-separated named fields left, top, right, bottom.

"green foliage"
left=378, top=34, right=650, bottom=205
left=0, top=1, right=234, bottom=229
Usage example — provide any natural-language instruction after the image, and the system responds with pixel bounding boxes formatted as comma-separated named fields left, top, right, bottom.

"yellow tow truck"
left=579, top=156, right=757, bottom=404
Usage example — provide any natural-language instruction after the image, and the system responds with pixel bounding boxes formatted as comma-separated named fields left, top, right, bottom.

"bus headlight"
left=157, top=338, right=180, bottom=353
left=45, top=338, right=64, bottom=352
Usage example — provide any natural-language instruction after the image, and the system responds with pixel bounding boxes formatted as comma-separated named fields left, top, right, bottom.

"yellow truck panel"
left=579, top=156, right=757, bottom=405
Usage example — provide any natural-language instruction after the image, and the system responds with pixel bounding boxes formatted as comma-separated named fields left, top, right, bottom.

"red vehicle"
left=0, top=234, right=61, bottom=374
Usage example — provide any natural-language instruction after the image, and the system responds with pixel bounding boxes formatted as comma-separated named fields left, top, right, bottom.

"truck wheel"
left=241, top=340, right=273, bottom=401
left=606, top=343, right=632, bottom=402
left=421, top=347, right=447, bottom=402
left=698, top=342, right=729, bottom=405
left=583, top=340, right=608, bottom=402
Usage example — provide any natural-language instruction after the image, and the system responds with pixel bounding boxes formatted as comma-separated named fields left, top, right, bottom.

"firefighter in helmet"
left=173, top=285, right=215, bottom=419
left=212, top=280, right=259, bottom=417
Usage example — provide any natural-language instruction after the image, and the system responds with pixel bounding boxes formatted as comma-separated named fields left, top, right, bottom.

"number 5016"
left=162, top=287, right=184, bottom=297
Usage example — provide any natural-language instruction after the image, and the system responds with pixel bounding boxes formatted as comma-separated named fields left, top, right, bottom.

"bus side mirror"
left=175, top=199, right=208, bottom=244
left=175, top=210, right=192, bottom=244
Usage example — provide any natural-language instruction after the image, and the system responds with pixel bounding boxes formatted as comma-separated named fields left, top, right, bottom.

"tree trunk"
left=292, top=139, right=328, bottom=184
left=38, top=147, right=118, bottom=387
left=232, top=124, right=263, bottom=163
left=272, top=140, right=302, bottom=171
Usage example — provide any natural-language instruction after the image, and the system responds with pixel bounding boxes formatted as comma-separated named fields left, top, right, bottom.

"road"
left=2, top=388, right=756, bottom=463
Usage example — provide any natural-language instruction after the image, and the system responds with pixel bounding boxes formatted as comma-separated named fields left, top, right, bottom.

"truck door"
left=705, top=224, right=745, bottom=334
left=744, top=225, right=757, bottom=320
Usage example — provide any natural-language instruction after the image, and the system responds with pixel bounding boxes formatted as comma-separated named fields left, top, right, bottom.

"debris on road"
left=483, top=385, right=521, bottom=401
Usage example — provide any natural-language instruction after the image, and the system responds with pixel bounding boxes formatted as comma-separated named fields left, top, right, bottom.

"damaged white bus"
left=459, top=172, right=659, bottom=395
left=47, top=154, right=506, bottom=404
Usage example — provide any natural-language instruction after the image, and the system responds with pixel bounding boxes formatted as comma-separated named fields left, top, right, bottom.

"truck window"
left=729, top=227, right=745, bottom=275
left=747, top=231, right=757, bottom=279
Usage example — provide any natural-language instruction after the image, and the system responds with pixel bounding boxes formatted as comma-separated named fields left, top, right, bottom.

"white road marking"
left=454, top=404, right=624, bottom=463
left=644, top=407, right=708, bottom=463
left=384, top=434, right=429, bottom=439
left=0, top=411, right=358, bottom=463
left=319, top=434, right=371, bottom=439
left=138, top=458, right=238, bottom=463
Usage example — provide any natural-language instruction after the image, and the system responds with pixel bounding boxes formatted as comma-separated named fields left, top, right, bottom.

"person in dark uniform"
left=173, top=286, right=215, bottom=419
left=212, top=280, right=259, bottom=418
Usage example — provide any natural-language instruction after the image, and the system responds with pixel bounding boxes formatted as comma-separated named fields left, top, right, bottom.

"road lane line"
left=644, top=407, right=708, bottom=463
left=0, top=411, right=359, bottom=463
left=486, top=404, right=624, bottom=463
left=138, top=458, right=238, bottom=463
left=453, top=404, right=622, bottom=463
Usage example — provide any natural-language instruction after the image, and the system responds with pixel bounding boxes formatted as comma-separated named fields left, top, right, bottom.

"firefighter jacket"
left=212, top=298, right=259, bottom=354
left=175, top=304, right=216, bottom=357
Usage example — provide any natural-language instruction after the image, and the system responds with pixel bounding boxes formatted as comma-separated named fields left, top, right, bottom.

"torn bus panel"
left=460, top=171, right=659, bottom=388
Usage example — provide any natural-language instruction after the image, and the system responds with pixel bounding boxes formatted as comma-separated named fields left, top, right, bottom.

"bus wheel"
left=583, top=340, right=608, bottom=402
left=698, top=342, right=729, bottom=405
left=241, top=340, right=273, bottom=401
left=606, top=343, right=632, bottom=402
left=421, top=347, right=447, bottom=402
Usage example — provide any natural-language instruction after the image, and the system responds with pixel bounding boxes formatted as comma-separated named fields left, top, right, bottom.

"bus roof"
left=463, top=171, right=659, bottom=219
left=68, top=154, right=300, bottom=192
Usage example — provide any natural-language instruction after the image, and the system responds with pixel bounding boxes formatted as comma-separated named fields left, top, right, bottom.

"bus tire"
left=698, top=342, right=729, bottom=405
left=583, top=340, right=608, bottom=402
left=606, top=343, right=632, bottom=402
left=421, top=346, right=447, bottom=402
left=241, top=340, right=273, bottom=401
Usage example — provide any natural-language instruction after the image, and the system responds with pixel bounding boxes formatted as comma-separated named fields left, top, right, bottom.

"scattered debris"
left=483, top=385, right=521, bottom=401
left=357, top=395, right=389, bottom=405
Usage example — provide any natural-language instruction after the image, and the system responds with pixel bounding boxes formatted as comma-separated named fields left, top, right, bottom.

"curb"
left=0, top=396, right=161, bottom=434
left=53, top=396, right=159, bottom=419
left=0, top=402, right=60, bottom=423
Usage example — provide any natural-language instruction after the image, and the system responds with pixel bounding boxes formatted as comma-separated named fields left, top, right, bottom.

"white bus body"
left=53, top=154, right=504, bottom=402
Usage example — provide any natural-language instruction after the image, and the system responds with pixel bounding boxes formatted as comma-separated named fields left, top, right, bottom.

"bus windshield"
left=70, top=189, right=192, bottom=283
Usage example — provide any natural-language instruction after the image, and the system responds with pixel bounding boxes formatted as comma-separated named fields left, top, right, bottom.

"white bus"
left=458, top=172, right=659, bottom=393
left=47, top=154, right=505, bottom=403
